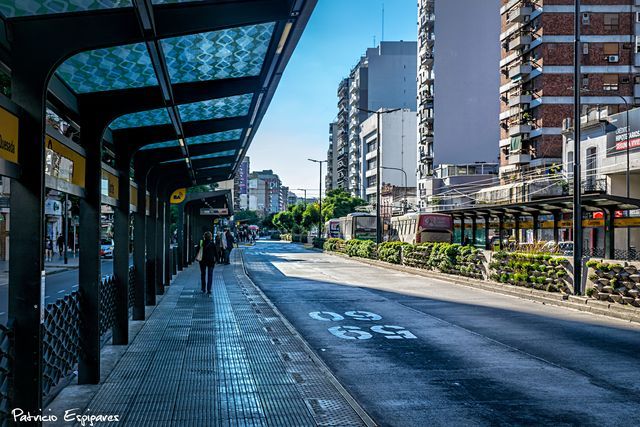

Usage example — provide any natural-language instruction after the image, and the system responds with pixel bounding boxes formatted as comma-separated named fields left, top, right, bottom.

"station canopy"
left=0, top=0, right=314, bottom=185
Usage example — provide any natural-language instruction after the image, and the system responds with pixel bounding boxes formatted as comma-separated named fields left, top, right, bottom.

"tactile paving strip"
left=67, top=251, right=366, bottom=426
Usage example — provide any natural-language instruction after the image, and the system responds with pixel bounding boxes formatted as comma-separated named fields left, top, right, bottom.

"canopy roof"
left=0, top=0, right=316, bottom=187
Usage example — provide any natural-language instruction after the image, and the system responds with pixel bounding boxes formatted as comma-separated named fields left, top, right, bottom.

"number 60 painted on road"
left=309, top=311, right=382, bottom=322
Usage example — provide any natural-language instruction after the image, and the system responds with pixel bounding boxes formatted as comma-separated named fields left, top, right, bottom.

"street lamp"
left=381, top=166, right=408, bottom=213
left=308, top=159, right=325, bottom=238
left=295, top=188, right=308, bottom=207
left=614, top=94, right=632, bottom=256
left=573, top=0, right=583, bottom=294
left=357, top=107, right=401, bottom=244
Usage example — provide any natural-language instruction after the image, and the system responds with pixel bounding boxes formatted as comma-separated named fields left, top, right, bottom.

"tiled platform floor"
left=46, top=251, right=367, bottom=426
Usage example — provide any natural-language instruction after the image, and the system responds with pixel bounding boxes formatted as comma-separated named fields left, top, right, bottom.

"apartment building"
left=417, top=0, right=501, bottom=210
left=500, top=0, right=637, bottom=182
left=360, top=109, right=418, bottom=205
left=329, top=41, right=417, bottom=198
left=325, top=122, right=339, bottom=192
left=234, top=156, right=250, bottom=211
left=248, top=170, right=282, bottom=215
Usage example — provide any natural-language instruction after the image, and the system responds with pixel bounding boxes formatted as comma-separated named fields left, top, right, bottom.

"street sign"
left=170, top=188, right=186, bottom=204
left=200, top=208, right=228, bottom=216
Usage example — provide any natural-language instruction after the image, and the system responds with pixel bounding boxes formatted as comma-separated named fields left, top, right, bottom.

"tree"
left=262, top=212, right=276, bottom=229
left=321, top=189, right=366, bottom=222
left=301, top=203, right=321, bottom=231
left=289, top=203, right=305, bottom=224
left=272, top=210, right=294, bottom=232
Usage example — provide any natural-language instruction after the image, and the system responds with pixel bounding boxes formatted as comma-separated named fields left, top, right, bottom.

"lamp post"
left=357, top=107, right=401, bottom=244
left=308, top=159, right=325, bottom=238
left=381, top=166, right=408, bottom=213
left=573, top=0, right=583, bottom=294
left=615, top=94, right=631, bottom=256
left=295, top=188, right=308, bottom=207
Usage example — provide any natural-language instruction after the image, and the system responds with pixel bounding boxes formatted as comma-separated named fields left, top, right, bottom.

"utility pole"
left=573, top=0, right=583, bottom=294
left=307, top=159, right=326, bottom=238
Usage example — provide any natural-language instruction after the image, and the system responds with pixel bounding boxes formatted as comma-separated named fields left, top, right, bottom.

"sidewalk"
left=46, top=251, right=370, bottom=426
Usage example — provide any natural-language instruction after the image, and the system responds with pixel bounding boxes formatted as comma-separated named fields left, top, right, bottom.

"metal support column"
left=77, top=122, right=102, bottom=384
left=164, top=200, right=171, bottom=284
left=484, top=215, right=491, bottom=250
left=133, top=179, right=146, bottom=320
left=113, top=149, right=130, bottom=344
left=605, top=208, right=616, bottom=260
left=514, top=214, right=521, bottom=244
left=8, top=76, right=46, bottom=411
left=471, top=217, right=478, bottom=246
left=553, top=211, right=561, bottom=243
left=498, top=214, right=505, bottom=250
left=532, top=213, right=540, bottom=243
left=145, top=191, right=157, bottom=305
left=177, top=204, right=184, bottom=271
left=459, top=215, right=465, bottom=245
left=155, top=198, right=165, bottom=294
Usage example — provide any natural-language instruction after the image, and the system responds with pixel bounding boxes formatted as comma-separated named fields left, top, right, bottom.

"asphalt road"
left=243, top=241, right=640, bottom=427
left=0, top=258, right=119, bottom=324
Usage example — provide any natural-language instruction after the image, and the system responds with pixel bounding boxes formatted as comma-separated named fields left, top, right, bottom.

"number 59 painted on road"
left=328, top=325, right=417, bottom=340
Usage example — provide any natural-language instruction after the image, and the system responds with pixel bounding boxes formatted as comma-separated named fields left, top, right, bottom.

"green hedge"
left=312, top=237, right=326, bottom=249
left=377, top=242, right=410, bottom=264
left=324, top=238, right=346, bottom=253
left=488, top=251, right=571, bottom=293
left=345, top=239, right=377, bottom=259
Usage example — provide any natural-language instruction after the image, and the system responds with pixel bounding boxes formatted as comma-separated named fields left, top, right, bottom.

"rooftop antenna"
left=373, top=35, right=376, bottom=46
left=381, top=2, right=385, bottom=42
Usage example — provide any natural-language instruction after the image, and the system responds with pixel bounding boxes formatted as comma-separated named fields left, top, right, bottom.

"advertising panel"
left=0, top=107, right=18, bottom=164
left=606, top=108, right=640, bottom=157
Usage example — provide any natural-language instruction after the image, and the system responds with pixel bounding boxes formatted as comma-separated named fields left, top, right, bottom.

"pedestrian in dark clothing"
left=214, top=232, right=224, bottom=264
left=199, top=231, right=216, bottom=294
left=56, top=234, right=64, bottom=257
left=224, top=229, right=234, bottom=264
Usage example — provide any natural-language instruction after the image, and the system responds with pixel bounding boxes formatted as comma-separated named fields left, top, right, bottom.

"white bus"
left=325, top=219, right=341, bottom=238
left=390, top=213, right=452, bottom=244
left=341, top=213, right=376, bottom=241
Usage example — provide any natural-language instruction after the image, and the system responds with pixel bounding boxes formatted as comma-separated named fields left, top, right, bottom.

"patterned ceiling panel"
left=186, top=129, right=243, bottom=146
left=0, top=0, right=131, bottom=18
left=139, top=140, right=179, bottom=151
left=110, top=107, right=171, bottom=130
left=161, top=23, right=275, bottom=83
left=178, top=94, right=253, bottom=122
left=57, top=42, right=158, bottom=93
left=190, top=150, right=236, bottom=161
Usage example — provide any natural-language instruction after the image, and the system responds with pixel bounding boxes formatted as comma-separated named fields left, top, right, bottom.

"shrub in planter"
left=378, top=242, right=409, bottom=264
left=324, top=238, right=345, bottom=252
left=312, top=237, right=326, bottom=249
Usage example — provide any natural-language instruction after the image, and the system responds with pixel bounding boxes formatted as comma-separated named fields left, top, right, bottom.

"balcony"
left=509, top=63, right=532, bottom=79
left=508, top=34, right=532, bottom=50
left=508, top=153, right=531, bottom=165
left=509, top=124, right=531, bottom=136
left=507, top=6, right=532, bottom=23
left=508, top=94, right=531, bottom=107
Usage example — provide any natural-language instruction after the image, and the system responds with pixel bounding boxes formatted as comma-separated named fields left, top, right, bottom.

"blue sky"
left=247, top=0, right=417, bottom=197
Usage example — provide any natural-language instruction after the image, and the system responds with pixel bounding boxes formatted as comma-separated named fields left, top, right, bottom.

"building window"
left=367, top=159, right=376, bottom=171
left=603, top=43, right=619, bottom=56
left=603, top=74, right=619, bottom=91
left=604, top=14, right=619, bottom=31
left=636, top=36, right=640, bottom=54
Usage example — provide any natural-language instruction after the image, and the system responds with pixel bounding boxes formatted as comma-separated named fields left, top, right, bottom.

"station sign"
left=101, top=170, right=118, bottom=198
left=0, top=107, right=18, bottom=164
left=200, top=208, right=228, bottom=216
left=170, top=188, right=186, bottom=204
left=46, top=135, right=85, bottom=187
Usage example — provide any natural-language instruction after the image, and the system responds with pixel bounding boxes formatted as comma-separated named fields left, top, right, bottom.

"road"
left=0, top=258, right=120, bottom=324
left=243, top=241, right=640, bottom=427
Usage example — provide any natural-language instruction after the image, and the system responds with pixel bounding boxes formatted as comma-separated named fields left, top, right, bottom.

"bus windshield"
left=355, top=216, right=376, bottom=231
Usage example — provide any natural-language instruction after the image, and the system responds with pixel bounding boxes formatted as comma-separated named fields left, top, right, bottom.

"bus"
left=341, top=213, right=377, bottom=241
left=325, top=219, right=341, bottom=238
left=390, top=213, right=452, bottom=244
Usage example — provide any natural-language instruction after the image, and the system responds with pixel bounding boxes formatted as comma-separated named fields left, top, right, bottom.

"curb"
left=325, top=251, right=640, bottom=325
left=239, top=250, right=379, bottom=427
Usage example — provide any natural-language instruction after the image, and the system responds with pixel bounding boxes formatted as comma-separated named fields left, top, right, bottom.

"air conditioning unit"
left=621, top=76, right=631, bottom=84
left=607, top=55, right=619, bottom=63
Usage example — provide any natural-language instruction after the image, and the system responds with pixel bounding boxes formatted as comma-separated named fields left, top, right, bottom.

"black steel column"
left=177, top=204, right=184, bottom=271
left=484, top=215, right=491, bottom=250
left=164, top=199, right=171, bottom=284
left=471, top=217, right=477, bottom=246
left=553, top=211, right=561, bottom=243
left=113, top=148, right=130, bottom=344
left=145, top=189, right=157, bottom=305
left=8, top=74, right=45, bottom=412
left=77, top=122, right=102, bottom=384
left=532, top=213, right=540, bottom=243
left=605, top=208, right=615, bottom=260
left=514, top=214, right=521, bottom=244
left=155, top=197, right=165, bottom=295
left=498, top=214, right=505, bottom=250
left=133, top=179, right=146, bottom=319
left=459, top=215, right=465, bottom=245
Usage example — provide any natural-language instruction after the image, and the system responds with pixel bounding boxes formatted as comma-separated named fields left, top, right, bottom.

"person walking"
left=224, top=228, right=234, bottom=265
left=56, top=233, right=64, bottom=257
left=45, top=237, right=54, bottom=262
left=214, top=232, right=224, bottom=264
left=198, top=231, right=216, bottom=295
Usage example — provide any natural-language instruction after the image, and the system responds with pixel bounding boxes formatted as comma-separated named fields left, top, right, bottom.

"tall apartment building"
left=499, top=0, right=636, bottom=181
left=329, top=42, right=417, bottom=198
left=234, top=156, right=250, bottom=211
left=360, top=109, right=418, bottom=205
left=417, top=0, right=501, bottom=210
left=326, top=122, right=339, bottom=192
left=249, top=170, right=282, bottom=215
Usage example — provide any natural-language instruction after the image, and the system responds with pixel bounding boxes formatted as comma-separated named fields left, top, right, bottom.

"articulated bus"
left=340, top=213, right=377, bottom=241
left=390, top=213, right=452, bottom=244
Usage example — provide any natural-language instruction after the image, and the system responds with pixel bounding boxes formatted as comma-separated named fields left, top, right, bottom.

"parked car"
left=100, top=239, right=114, bottom=258
left=557, top=241, right=574, bottom=256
